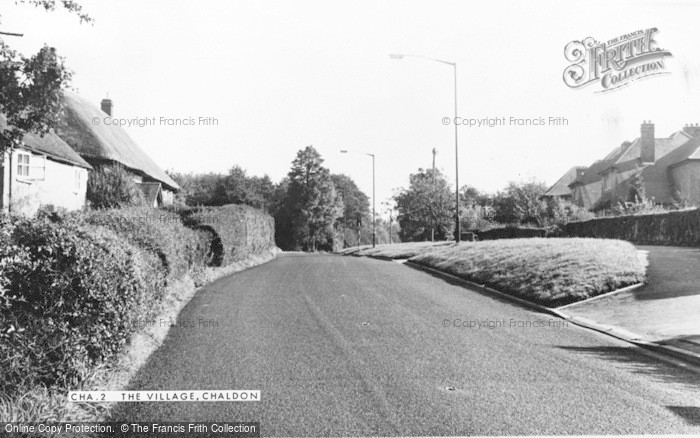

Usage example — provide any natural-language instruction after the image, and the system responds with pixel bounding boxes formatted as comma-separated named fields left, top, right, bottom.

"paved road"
left=111, top=254, right=700, bottom=436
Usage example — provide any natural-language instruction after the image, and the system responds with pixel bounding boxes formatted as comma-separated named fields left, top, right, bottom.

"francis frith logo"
left=563, top=28, right=672, bottom=92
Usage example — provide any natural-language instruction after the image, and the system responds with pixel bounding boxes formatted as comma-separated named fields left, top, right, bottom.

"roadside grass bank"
left=407, top=238, right=645, bottom=307
left=0, top=205, right=276, bottom=423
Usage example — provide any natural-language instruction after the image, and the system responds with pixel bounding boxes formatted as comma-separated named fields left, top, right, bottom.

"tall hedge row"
left=563, top=208, right=700, bottom=246
left=180, top=204, right=275, bottom=266
left=0, top=204, right=275, bottom=397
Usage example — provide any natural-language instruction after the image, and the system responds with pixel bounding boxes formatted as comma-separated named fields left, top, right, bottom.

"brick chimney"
left=101, top=98, right=113, bottom=116
left=682, top=123, right=700, bottom=137
left=640, top=120, right=655, bottom=163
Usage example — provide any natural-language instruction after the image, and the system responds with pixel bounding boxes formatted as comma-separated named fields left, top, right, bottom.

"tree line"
left=168, top=146, right=398, bottom=251
left=393, top=168, right=594, bottom=242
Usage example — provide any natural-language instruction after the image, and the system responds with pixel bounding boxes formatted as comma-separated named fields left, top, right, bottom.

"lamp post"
left=340, top=149, right=376, bottom=248
left=390, top=53, right=461, bottom=242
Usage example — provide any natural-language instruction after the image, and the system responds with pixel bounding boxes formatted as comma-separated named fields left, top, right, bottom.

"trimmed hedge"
left=563, top=208, right=700, bottom=246
left=77, top=207, right=212, bottom=281
left=180, top=204, right=275, bottom=266
left=0, top=204, right=275, bottom=398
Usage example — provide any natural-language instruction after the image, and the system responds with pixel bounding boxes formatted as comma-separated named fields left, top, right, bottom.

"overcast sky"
left=3, top=0, right=700, bottom=211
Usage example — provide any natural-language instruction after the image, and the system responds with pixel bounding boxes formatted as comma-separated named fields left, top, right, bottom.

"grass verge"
left=408, top=238, right=645, bottom=307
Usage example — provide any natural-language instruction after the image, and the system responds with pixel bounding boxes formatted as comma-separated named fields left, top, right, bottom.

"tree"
left=0, top=1, right=91, bottom=160
left=167, top=168, right=277, bottom=212
left=394, top=168, right=454, bottom=242
left=492, top=179, right=548, bottom=226
left=331, top=173, right=370, bottom=233
left=276, top=146, right=344, bottom=251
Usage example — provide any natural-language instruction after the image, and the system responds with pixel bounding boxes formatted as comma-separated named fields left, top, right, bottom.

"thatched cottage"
left=0, top=115, right=92, bottom=214
left=58, top=92, right=180, bottom=206
left=1, top=93, right=180, bottom=214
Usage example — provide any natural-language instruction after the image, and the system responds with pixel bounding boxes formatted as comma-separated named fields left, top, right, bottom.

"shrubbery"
left=78, top=207, right=212, bottom=282
left=0, top=204, right=274, bottom=399
left=0, top=214, right=163, bottom=395
left=86, top=164, right=145, bottom=209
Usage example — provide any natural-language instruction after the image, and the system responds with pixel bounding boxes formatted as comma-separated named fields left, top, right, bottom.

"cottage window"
left=16, top=153, right=30, bottom=177
left=15, top=152, right=46, bottom=180
left=603, top=172, right=614, bottom=192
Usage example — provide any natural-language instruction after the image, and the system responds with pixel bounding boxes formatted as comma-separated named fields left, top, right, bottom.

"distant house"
left=568, top=144, right=631, bottom=210
left=58, top=92, right=179, bottom=206
left=568, top=121, right=700, bottom=211
left=0, top=115, right=92, bottom=215
left=542, top=166, right=586, bottom=202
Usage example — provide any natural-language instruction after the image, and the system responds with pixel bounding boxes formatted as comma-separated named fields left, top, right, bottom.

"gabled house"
left=58, top=92, right=179, bottom=206
left=569, top=121, right=700, bottom=211
left=542, top=166, right=586, bottom=202
left=568, top=144, right=630, bottom=210
left=0, top=115, right=92, bottom=215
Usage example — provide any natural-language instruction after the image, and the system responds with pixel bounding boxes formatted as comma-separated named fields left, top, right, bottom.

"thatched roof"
left=0, top=115, right=92, bottom=169
left=58, top=92, right=179, bottom=191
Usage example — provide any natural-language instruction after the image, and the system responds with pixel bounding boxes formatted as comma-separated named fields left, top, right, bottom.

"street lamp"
left=390, top=53, right=461, bottom=242
left=340, top=149, right=376, bottom=248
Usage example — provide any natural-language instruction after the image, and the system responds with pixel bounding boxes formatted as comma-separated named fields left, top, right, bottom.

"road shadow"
left=657, top=335, right=700, bottom=356
left=557, top=345, right=700, bottom=389
left=666, top=406, right=700, bottom=426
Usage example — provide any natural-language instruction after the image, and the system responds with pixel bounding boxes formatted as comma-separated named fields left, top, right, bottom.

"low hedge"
left=563, top=208, right=700, bottom=246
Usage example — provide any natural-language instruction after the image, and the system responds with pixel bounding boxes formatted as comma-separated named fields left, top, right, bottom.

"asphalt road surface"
left=111, top=254, right=700, bottom=436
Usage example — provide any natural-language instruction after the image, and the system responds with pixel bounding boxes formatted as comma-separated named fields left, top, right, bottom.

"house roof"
left=569, top=143, right=630, bottom=188
left=543, top=166, right=586, bottom=197
left=136, top=182, right=162, bottom=205
left=0, top=115, right=92, bottom=169
left=58, top=92, right=179, bottom=191
left=606, top=131, right=692, bottom=169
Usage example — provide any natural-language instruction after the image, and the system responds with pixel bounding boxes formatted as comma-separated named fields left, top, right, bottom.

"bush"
left=86, top=164, right=145, bottom=209
left=0, top=216, right=163, bottom=395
